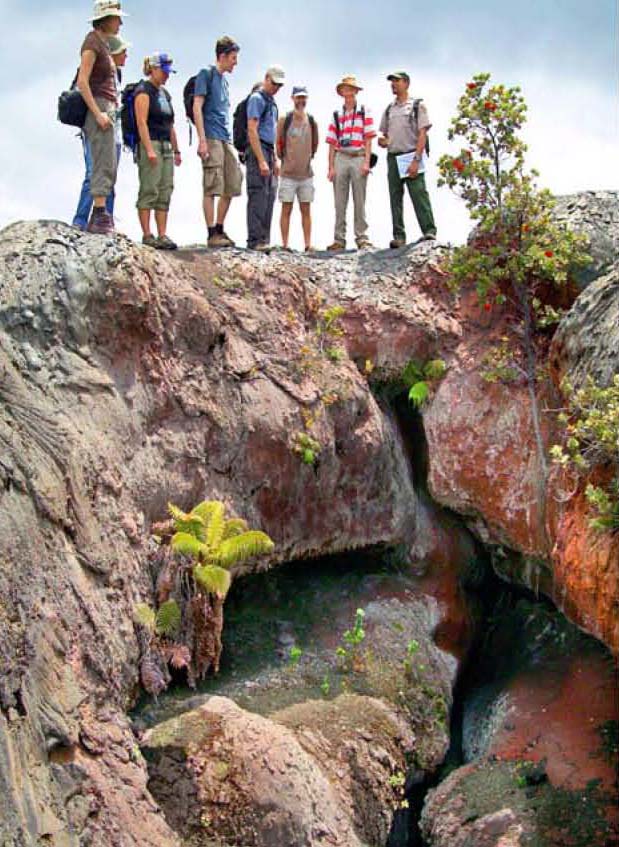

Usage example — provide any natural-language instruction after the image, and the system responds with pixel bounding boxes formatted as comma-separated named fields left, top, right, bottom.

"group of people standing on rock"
left=73, top=0, right=437, bottom=252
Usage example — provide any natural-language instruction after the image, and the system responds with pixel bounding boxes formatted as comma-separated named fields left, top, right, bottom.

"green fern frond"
left=215, top=531, right=275, bottom=569
left=222, top=518, right=249, bottom=539
left=134, top=603, right=156, bottom=632
left=408, top=381, right=429, bottom=408
left=155, top=600, right=182, bottom=637
left=190, top=500, right=224, bottom=524
left=204, top=501, right=226, bottom=552
left=168, top=502, right=205, bottom=539
left=193, top=564, right=232, bottom=598
left=171, top=532, right=208, bottom=560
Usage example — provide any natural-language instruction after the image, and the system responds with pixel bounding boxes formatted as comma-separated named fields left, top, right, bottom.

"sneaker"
left=87, top=209, right=115, bottom=236
left=141, top=234, right=159, bottom=248
left=305, top=246, right=316, bottom=253
left=356, top=239, right=374, bottom=250
left=421, top=233, right=437, bottom=241
left=208, top=231, right=233, bottom=248
left=156, top=235, right=178, bottom=250
left=253, top=243, right=272, bottom=253
left=326, top=241, right=345, bottom=251
left=390, top=239, right=406, bottom=249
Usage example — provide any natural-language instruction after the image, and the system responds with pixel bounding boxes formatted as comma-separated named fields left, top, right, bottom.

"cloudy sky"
left=0, top=0, right=616, bottom=249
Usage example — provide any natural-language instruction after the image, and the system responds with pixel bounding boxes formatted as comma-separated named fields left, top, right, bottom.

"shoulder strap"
left=333, top=109, right=340, bottom=135
left=280, top=111, right=293, bottom=158
left=308, top=114, right=318, bottom=156
left=412, top=98, right=421, bottom=122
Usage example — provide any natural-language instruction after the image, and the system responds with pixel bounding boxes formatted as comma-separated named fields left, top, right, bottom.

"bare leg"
left=217, top=195, right=232, bottom=226
left=203, top=195, right=215, bottom=228
left=300, top=202, right=311, bottom=250
left=138, top=208, right=152, bottom=236
left=154, top=209, right=168, bottom=238
left=280, top=202, right=293, bottom=248
left=93, top=197, right=106, bottom=208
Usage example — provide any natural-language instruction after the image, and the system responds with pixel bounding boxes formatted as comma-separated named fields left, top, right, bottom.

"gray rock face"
left=550, top=264, right=619, bottom=390
left=553, top=190, right=619, bottom=287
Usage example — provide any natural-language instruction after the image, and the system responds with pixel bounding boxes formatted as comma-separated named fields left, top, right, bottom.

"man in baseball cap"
left=378, top=71, right=437, bottom=247
left=245, top=65, right=286, bottom=251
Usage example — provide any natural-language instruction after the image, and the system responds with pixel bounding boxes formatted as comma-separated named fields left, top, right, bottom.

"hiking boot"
left=356, top=239, right=374, bottom=250
left=253, top=243, right=272, bottom=253
left=219, top=230, right=235, bottom=247
left=156, top=235, right=178, bottom=250
left=87, top=208, right=115, bottom=236
left=421, top=233, right=437, bottom=241
left=390, top=239, right=406, bottom=249
left=208, top=231, right=233, bottom=248
left=142, top=234, right=159, bottom=248
left=305, top=246, right=316, bottom=253
left=326, top=241, right=345, bottom=251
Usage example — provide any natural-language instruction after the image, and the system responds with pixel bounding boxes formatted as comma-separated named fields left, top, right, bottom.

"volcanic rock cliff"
left=0, top=190, right=616, bottom=847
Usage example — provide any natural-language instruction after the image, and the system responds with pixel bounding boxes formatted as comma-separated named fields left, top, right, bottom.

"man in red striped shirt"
left=326, top=75, right=376, bottom=250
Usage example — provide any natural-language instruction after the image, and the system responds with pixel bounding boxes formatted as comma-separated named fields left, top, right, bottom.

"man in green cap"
left=378, top=72, right=437, bottom=247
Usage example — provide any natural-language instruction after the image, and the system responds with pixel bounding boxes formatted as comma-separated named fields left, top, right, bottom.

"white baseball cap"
left=91, top=1, right=129, bottom=22
left=266, top=65, right=286, bottom=85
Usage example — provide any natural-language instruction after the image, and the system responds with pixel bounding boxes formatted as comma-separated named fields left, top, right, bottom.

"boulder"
left=552, top=190, right=619, bottom=287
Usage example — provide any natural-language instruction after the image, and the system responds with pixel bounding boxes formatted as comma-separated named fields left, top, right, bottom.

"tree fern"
left=191, top=501, right=224, bottom=525
left=171, top=532, right=208, bottom=559
left=168, top=503, right=205, bottom=540
left=155, top=600, right=181, bottom=637
left=222, top=518, right=249, bottom=539
left=408, top=381, right=429, bottom=409
left=194, top=564, right=232, bottom=599
left=216, top=531, right=275, bottom=569
left=134, top=603, right=156, bottom=632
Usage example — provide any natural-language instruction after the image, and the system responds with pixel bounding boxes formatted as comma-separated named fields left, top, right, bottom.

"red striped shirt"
left=326, top=104, right=376, bottom=149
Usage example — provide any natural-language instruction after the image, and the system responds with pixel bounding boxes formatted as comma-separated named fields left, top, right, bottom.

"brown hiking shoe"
left=87, top=209, right=114, bottom=236
left=156, top=235, right=178, bottom=250
left=253, top=243, right=272, bottom=253
left=390, top=239, right=406, bottom=248
left=356, top=239, right=374, bottom=250
left=142, top=233, right=159, bottom=248
left=326, top=241, right=345, bottom=251
left=219, top=230, right=235, bottom=247
left=208, top=232, right=233, bottom=248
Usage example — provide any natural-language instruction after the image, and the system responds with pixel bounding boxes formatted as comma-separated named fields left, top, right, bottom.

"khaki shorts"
left=278, top=176, right=315, bottom=204
left=137, top=141, right=174, bottom=210
left=202, top=138, right=243, bottom=197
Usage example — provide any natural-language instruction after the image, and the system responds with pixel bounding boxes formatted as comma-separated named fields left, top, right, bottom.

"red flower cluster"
left=467, top=82, right=478, bottom=91
left=484, top=101, right=497, bottom=112
left=483, top=302, right=492, bottom=312
left=544, top=250, right=554, bottom=258
left=452, top=159, right=465, bottom=172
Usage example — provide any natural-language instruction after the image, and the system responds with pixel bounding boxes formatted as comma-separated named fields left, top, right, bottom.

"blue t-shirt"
left=247, top=90, right=277, bottom=146
left=195, top=65, right=230, bottom=142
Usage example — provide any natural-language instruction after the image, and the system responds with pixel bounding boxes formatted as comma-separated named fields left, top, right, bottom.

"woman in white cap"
left=134, top=53, right=182, bottom=249
left=73, top=34, right=130, bottom=231
left=77, top=1, right=128, bottom=235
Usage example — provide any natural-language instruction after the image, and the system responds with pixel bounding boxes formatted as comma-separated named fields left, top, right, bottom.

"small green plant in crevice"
left=336, top=608, right=367, bottom=672
left=287, top=645, right=303, bottom=670
left=480, top=338, right=523, bottom=384
left=134, top=500, right=274, bottom=696
left=551, top=375, right=619, bottom=532
left=403, top=639, right=420, bottom=677
left=401, top=358, right=447, bottom=408
left=293, top=431, right=322, bottom=466
left=388, top=770, right=409, bottom=810
left=320, top=674, right=331, bottom=697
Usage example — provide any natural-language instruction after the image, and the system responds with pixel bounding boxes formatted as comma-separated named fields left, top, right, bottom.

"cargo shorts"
left=202, top=138, right=243, bottom=197
left=137, top=141, right=174, bottom=211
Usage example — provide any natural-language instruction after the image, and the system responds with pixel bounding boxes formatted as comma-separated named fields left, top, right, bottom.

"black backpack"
left=58, top=71, right=87, bottom=128
left=385, top=98, right=430, bottom=155
left=332, top=105, right=378, bottom=168
left=280, top=112, right=318, bottom=161
left=120, top=82, right=141, bottom=158
left=183, top=66, right=216, bottom=143
left=233, top=90, right=277, bottom=157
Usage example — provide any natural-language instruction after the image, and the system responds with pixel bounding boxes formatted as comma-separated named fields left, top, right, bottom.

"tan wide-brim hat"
left=91, top=1, right=129, bottom=22
left=336, top=75, right=363, bottom=96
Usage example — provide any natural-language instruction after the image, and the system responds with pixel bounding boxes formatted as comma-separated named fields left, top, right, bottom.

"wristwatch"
left=411, top=152, right=419, bottom=161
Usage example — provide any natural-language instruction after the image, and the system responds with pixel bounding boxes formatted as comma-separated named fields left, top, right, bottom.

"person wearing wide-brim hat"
left=73, top=33, right=131, bottom=231
left=134, top=53, right=182, bottom=250
left=77, top=1, right=129, bottom=235
left=326, top=75, right=376, bottom=250
left=378, top=71, right=437, bottom=247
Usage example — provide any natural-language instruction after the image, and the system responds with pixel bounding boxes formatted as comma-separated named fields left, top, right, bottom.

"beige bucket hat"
left=91, top=1, right=129, bottom=21
left=336, top=74, right=363, bottom=96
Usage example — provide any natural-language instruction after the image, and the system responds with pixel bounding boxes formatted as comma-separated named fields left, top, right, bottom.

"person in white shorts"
left=276, top=85, right=319, bottom=251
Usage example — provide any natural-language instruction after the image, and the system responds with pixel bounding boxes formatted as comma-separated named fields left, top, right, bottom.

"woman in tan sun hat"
left=325, top=74, right=376, bottom=250
left=77, top=1, right=129, bottom=235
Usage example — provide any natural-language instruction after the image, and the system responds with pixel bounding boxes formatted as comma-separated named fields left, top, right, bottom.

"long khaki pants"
left=84, top=97, right=118, bottom=198
left=333, top=153, right=368, bottom=246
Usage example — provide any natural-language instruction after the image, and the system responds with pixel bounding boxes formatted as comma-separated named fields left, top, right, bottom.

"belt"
left=337, top=149, right=365, bottom=156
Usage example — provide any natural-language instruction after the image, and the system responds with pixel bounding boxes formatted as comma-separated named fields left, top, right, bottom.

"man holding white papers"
left=378, top=71, right=437, bottom=247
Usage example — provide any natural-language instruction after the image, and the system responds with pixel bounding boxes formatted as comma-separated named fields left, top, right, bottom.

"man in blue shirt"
left=246, top=65, right=285, bottom=251
left=193, top=36, right=242, bottom=247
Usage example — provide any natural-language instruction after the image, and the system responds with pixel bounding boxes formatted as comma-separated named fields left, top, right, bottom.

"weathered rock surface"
left=0, top=221, right=459, bottom=846
left=553, top=190, right=619, bottom=288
